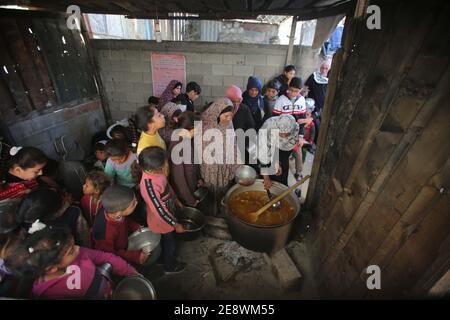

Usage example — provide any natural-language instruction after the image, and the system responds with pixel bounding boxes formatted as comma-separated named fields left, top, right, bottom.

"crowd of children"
left=0, top=63, right=329, bottom=299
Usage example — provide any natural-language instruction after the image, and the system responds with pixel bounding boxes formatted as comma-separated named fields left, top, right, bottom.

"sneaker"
left=294, top=173, right=303, bottom=181
left=164, top=262, right=186, bottom=275
left=295, top=189, right=302, bottom=198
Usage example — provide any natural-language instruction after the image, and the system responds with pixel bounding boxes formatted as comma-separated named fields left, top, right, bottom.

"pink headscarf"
left=158, top=80, right=182, bottom=110
left=225, top=85, right=243, bottom=114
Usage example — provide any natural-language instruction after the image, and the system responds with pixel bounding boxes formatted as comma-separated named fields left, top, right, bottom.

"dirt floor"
left=138, top=151, right=321, bottom=300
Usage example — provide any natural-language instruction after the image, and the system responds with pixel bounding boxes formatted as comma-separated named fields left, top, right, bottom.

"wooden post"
left=80, top=14, right=112, bottom=124
left=285, top=16, right=297, bottom=66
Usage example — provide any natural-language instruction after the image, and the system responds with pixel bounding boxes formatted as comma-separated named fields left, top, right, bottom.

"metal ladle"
left=266, top=189, right=281, bottom=210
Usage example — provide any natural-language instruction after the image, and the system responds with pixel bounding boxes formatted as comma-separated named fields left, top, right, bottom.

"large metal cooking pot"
left=222, top=179, right=300, bottom=253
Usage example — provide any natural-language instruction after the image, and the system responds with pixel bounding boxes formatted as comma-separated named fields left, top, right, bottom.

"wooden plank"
left=0, top=28, right=33, bottom=114
left=0, top=77, right=16, bottom=118
left=0, top=18, right=50, bottom=110
left=324, top=65, right=450, bottom=291
left=370, top=191, right=450, bottom=297
left=16, top=17, right=58, bottom=107
left=32, top=18, right=65, bottom=104
left=313, top=0, right=445, bottom=272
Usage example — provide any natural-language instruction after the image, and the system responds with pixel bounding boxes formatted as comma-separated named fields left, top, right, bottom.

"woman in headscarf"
left=242, top=76, right=266, bottom=131
left=259, top=114, right=299, bottom=189
left=200, top=98, right=242, bottom=215
left=158, top=80, right=182, bottom=110
left=274, top=65, right=296, bottom=96
left=304, top=60, right=331, bottom=144
left=225, top=85, right=255, bottom=132
left=159, top=102, right=185, bottom=146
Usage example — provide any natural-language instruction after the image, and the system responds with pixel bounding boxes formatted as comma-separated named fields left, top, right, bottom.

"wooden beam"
left=284, top=16, right=297, bottom=67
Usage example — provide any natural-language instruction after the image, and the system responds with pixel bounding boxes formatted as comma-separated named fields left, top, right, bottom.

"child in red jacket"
left=138, top=146, right=186, bottom=275
left=91, top=185, right=149, bottom=265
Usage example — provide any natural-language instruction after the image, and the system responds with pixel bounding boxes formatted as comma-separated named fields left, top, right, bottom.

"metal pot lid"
left=113, top=275, right=157, bottom=300
left=128, top=228, right=161, bottom=252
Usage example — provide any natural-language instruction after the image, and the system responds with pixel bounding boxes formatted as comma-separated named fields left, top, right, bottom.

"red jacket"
left=91, top=208, right=142, bottom=264
left=81, top=195, right=103, bottom=227
left=140, top=172, right=176, bottom=234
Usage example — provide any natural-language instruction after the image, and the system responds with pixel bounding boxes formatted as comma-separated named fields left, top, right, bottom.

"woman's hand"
left=175, top=223, right=185, bottom=233
left=275, top=162, right=282, bottom=176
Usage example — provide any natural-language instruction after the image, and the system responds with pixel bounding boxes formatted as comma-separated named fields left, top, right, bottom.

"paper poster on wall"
left=151, top=53, right=186, bottom=98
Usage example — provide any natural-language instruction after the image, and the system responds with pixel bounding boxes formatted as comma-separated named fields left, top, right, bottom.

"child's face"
left=219, top=111, right=233, bottom=126
left=287, top=87, right=301, bottom=99
left=112, top=132, right=125, bottom=140
left=47, top=238, right=79, bottom=274
left=82, top=179, right=97, bottom=196
left=187, top=90, right=199, bottom=101
left=248, top=88, right=259, bottom=98
left=11, top=162, right=46, bottom=181
left=149, top=109, right=165, bottom=130
left=110, top=153, right=128, bottom=164
left=265, top=88, right=278, bottom=100
left=95, top=150, right=108, bottom=162
left=285, top=70, right=296, bottom=80
left=172, top=86, right=182, bottom=97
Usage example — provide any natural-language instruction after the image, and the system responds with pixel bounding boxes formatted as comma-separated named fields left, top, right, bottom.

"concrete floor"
left=139, top=151, right=320, bottom=300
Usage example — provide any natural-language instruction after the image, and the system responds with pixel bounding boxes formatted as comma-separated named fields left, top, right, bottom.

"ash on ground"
left=215, top=241, right=266, bottom=270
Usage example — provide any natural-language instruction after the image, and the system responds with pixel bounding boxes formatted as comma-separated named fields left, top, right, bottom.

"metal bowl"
left=193, top=186, right=208, bottom=203
left=177, top=207, right=205, bottom=232
left=234, top=165, right=257, bottom=186
left=112, top=275, right=157, bottom=300
left=176, top=206, right=205, bottom=240
left=128, top=228, right=161, bottom=253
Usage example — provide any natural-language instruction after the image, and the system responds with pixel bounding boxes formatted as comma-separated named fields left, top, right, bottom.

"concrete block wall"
left=92, top=40, right=321, bottom=121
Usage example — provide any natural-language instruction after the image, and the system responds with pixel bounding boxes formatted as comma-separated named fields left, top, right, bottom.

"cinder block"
left=120, top=102, right=139, bottom=112
left=267, top=55, right=285, bottom=67
left=186, top=75, right=203, bottom=84
left=211, top=86, right=227, bottom=97
left=201, top=53, right=222, bottom=64
left=254, top=66, right=279, bottom=80
left=130, top=60, right=150, bottom=73
left=223, top=76, right=245, bottom=88
left=184, top=52, right=202, bottom=63
left=212, top=65, right=233, bottom=76
left=233, top=65, right=254, bottom=76
left=124, top=49, right=141, bottom=61
left=110, top=71, right=125, bottom=82
left=188, top=63, right=212, bottom=76
left=110, top=50, right=125, bottom=61
left=140, top=50, right=152, bottom=62
left=223, top=54, right=245, bottom=65
left=113, top=81, right=133, bottom=93
left=125, top=72, right=142, bottom=83
left=127, top=91, right=145, bottom=104
left=142, top=72, right=152, bottom=84
left=202, top=75, right=223, bottom=86
left=199, top=85, right=212, bottom=97
left=245, top=54, right=267, bottom=66
left=110, top=91, right=128, bottom=103
left=267, top=249, right=302, bottom=292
